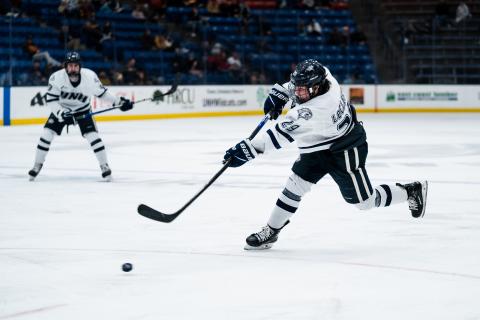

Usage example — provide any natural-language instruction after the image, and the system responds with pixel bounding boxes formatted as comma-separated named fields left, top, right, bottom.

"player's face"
left=294, top=86, right=310, bottom=103
left=66, top=63, right=80, bottom=82
left=66, top=63, right=80, bottom=74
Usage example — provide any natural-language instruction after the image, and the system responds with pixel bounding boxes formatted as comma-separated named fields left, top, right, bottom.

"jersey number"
left=337, top=114, right=351, bottom=132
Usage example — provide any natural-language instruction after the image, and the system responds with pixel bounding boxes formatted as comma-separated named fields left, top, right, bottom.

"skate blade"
left=419, top=180, right=428, bottom=218
left=102, top=175, right=112, bottom=182
left=28, top=176, right=35, bottom=181
left=244, top=243, right=273, bottom=250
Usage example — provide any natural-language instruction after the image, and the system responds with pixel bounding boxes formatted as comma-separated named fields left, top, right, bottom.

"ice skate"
left=28, top=163, right=43, bottom=181
left=397, top=181, right=428, bottom=218
left=244, top=221, right=289, bottom=250
left=100, top=164, right=112, bottom=181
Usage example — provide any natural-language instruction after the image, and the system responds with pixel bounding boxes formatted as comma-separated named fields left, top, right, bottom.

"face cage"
left=288, top=82, right=316, bottom=104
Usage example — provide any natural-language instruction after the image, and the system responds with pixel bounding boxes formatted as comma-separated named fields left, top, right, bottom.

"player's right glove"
left=264, top=83, right=289, bottom=120
left=54, top=109, right=74, bottom=124
left=223, top=139, right=258, bottom=168
left=119, top=97, right=134, bottom=112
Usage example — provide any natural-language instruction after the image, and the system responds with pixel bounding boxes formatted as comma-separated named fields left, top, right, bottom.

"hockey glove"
left=119, top=97, right=134, bottom=112
left=54, top=109, right=74, bottom=125
left=264, top=83, right=289, bottom=120
left=223, top=139, right=258, bottom=168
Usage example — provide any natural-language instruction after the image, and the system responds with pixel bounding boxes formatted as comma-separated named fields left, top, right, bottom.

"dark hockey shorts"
left=44, top=111, right=98, bottom=136
left=292, top=142, right=374, bottom=204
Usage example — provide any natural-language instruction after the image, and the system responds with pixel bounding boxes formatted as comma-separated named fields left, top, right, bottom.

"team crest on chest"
left=297, top=108, right=313, bottom=120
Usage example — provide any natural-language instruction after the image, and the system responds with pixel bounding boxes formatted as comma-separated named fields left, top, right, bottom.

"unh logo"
left=297, top=108, right=312, bottom=120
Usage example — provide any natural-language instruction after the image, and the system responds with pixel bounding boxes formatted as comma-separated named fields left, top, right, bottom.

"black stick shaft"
left=137, top=113, right=272, bottom=222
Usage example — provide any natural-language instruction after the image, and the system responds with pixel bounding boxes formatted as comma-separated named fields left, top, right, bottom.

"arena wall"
left=2, top=85, right=480, bottom=126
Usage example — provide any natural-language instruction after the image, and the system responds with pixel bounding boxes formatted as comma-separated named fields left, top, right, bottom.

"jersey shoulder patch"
left=297, top=108, right=313, bottom=120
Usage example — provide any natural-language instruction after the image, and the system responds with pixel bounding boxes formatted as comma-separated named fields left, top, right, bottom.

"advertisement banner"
left=5, top=84, right=480, bottom=125
left=0, top=87, right=4, bottom=124
left=378, top=85, right=480, bottom=110
left=9, top=85, right=271, bottom=122
left=341, top=85, right=376, bottom=111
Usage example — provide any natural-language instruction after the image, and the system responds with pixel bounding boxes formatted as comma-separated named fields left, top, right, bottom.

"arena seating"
left=380, top=0, right=480, bottom=84
left=1, top=0, right=377, bottom=85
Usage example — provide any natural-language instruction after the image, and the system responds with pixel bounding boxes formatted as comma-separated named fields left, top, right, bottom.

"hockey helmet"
left=289, top=59, right=327, bottom=103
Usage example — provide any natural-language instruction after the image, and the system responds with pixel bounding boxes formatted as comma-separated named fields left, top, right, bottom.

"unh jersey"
left=46, top=68, right=118, bottom=115
left=254, top=67, right=356, bottom=154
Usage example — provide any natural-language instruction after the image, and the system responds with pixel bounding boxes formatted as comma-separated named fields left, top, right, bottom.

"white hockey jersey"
left=252, top=67, right=357, bottom=154
left=45, top=68, right=120, bottom=116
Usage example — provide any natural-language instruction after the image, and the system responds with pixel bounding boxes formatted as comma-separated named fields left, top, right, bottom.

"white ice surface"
left=1, top=114, right=480, bottom=320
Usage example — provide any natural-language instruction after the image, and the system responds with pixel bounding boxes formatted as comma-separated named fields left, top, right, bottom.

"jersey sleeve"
left=251, top=107, right=313, bottom=153
left=90, top=71, right=120, bottom=105
left=46, top=73, right=62, bottom=116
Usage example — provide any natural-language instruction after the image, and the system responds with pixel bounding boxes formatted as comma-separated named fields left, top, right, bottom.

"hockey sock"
left=268, top=188, right=301, bottom=229
left=375, top=184, right=408, bottom=207
left=34, top=128, right=55, bottom=164
left=268, top=174, right=313, bottom=228
left=84, top=132, right=108, bottom=166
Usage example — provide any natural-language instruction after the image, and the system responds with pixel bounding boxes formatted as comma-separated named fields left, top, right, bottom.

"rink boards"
left=1, top=84, right=480, bottom=125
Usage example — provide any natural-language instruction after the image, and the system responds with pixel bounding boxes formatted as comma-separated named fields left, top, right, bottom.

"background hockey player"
left=28, top=51, right=134, bottom=181
left=223, top=59, right=428, bottom=250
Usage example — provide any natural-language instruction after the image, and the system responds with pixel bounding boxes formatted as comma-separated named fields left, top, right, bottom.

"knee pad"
left=43, top=128, right=57, bottom=140
left=354, top=193, right=376, bottom=211
left=285, top=173, right=313, bottom=198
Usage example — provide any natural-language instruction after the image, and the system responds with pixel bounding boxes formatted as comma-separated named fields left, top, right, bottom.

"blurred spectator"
left=132, top=4, right=147, bottom=20
left=454, top=2, right=471, bottom=24
left=434, top=0, right=453, bottom=29
left=154, top=34, right=174, bottom=51
left=23, top=36, right=62, bottom=67
left=207, top=0, right=220, bottom=15
left=306, top=19, right=322, bottom=36
left=186, top=52, right=204, bottom=78
left=227, top=51, right=242, bottom=71
left=100, top=21, right=113, bottom=43
left=27, top=61, right=48, bottom=86
left=112, top=70, right=124, bottom=84
left=350, top=26, right=367, bottom=45
left=137, top=69, right=149, bottom=85
left=207, top=50, right=229, bottom=72
left=123, top=58, right=139, bottom=84
left=187, top=7, right=202, bottom=37
left=301, top=0, right=315, bottom=9
left=330, top=0, right=349, bottom=10
left=78, top=0, right=95, bottom=19
left=58, top=0, right=80, bottom=18
left=98, top=70, right=112, bottom=85
left=141, top=29, right=156, bottom=50
left=83, top=19, right=103, bottom=51
left=59, top=24, right=83, bottom=50
left=219, top=0, right=240, bottom=17
left=328, top=27, right=345, bottom=46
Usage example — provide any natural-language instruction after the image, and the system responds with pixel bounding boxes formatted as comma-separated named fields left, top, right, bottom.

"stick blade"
left=137, top=204, right=179, bottom=223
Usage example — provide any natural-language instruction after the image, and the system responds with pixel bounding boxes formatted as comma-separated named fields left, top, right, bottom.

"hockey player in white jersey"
left=28, top=51, right=134, bottom=181
left=223, top=59, right=428, bottom=250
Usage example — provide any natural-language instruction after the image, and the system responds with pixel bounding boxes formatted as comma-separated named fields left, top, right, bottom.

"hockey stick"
left=88, top=80, right=179, bottom=117
left=137, top=112, right=272, bottom=223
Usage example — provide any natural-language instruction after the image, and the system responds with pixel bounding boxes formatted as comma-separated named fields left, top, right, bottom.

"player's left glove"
left=223, top=139, right=258, bottom=168
left=264, top=83, right=289, bottom=120
left=119, top=97, right=133, bottom=112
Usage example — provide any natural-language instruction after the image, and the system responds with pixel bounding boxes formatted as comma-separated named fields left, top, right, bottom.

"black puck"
left=122, top=263, right=133, bottom=272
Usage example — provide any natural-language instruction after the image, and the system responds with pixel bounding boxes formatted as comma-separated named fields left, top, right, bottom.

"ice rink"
left=1, top=113, right=480, bottom=320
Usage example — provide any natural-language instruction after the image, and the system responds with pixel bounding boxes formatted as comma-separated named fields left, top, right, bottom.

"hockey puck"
left=122, top=263, right=133, bottom=272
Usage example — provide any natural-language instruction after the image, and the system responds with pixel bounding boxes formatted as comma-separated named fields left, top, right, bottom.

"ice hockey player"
left=28, top=51, right=133, bottom=181
left=223, top=59, right=428, bottom=250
